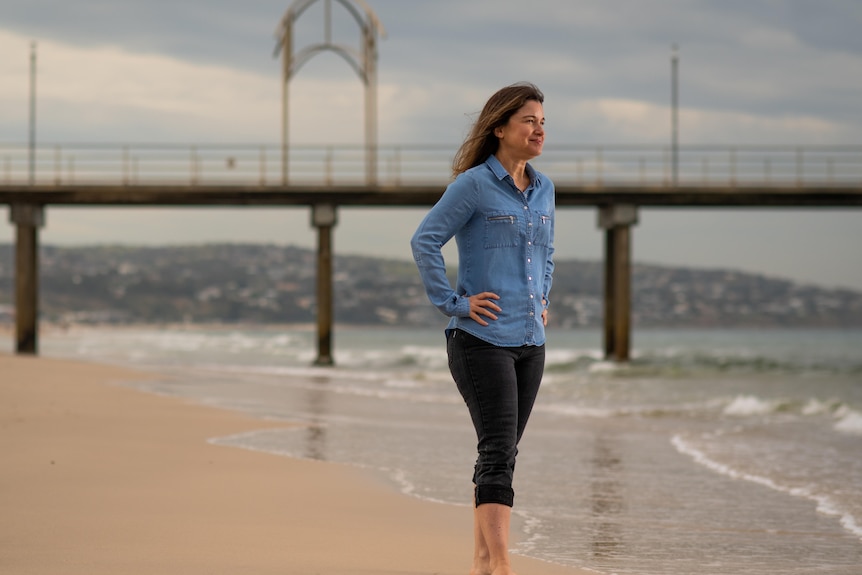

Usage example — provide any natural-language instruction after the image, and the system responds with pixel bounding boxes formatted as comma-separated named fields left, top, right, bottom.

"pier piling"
left=9, top=204, right=44, bottom=354
left=599, top=204, right=638, bottom=362
left=311, top=203, right=337, bottom=366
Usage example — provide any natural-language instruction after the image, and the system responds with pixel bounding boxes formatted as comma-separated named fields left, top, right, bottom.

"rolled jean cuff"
left=475, top=484, right=514, bottom=507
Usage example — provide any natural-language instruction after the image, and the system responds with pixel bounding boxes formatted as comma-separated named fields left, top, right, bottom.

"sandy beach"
left=0, top=352, right=592, bottom=575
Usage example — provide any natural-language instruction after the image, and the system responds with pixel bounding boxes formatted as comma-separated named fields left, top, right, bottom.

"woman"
left=410, top=82, right=555, bottom=575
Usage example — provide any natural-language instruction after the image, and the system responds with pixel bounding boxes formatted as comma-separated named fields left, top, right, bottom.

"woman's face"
left=495, top=100, right=545, bottom=161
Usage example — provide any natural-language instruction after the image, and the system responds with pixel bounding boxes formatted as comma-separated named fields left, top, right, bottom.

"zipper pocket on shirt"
left=535, top=213, right=552, bottom=247
left=484, top=213, right=519, bottom=248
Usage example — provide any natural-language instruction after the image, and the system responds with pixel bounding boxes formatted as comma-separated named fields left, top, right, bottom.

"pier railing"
left=2, top=143, right=861, bottom=188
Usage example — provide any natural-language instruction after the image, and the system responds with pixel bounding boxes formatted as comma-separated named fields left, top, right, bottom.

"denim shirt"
left=411, top=155, right=555, bottom=347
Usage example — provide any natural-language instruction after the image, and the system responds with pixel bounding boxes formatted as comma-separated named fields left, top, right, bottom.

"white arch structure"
left=274, top=0, right=386, bottom=185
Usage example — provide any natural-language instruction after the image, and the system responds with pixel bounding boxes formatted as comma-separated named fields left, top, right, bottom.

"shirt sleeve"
left=410, top=174, right=478, bottom=318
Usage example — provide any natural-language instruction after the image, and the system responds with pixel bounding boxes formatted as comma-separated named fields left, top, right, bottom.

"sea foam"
left=723, top=395, right=776, bottom=416
left=833, top=408, right=862, bottom=435
left=671, top=434, right=862, bottom=541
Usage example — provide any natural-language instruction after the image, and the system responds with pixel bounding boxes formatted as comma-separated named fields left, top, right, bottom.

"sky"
left=1, top=0, right=861, bottom=290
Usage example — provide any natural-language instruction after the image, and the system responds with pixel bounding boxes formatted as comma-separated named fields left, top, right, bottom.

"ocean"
left=20, top=325, right=862, bottom=575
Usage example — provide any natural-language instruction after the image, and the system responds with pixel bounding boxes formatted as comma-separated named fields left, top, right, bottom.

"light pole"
left=29, top=41, right=37, bottom=185
left=671, top=43, right=679, bottom=187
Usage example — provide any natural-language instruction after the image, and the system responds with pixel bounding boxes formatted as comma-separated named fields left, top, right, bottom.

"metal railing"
left=1, top=143, right=860, bottom=188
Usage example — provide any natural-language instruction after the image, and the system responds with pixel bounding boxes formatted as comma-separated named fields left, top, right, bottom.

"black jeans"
left=447, top=329, right=545, bottom=507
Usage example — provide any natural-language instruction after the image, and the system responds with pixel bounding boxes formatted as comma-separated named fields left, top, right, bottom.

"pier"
left=6, top=0, right=861, bottom=363
left=3, top=142, right=862, bottom=362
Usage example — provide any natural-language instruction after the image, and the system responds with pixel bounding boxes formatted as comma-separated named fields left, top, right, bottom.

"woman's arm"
left=410, top=175, right=477, bottom=317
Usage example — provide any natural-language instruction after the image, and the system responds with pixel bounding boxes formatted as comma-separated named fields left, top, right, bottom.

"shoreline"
left=5, top=321, right=862, bottom=339
left=0, top=352, right=592, bottom=575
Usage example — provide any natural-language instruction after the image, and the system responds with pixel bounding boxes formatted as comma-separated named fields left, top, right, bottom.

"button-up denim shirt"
left=411, top=155, right=555, bottom=347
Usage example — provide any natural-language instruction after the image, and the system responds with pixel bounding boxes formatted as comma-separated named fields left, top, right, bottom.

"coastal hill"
left=0, top=243, right=860, bottom=328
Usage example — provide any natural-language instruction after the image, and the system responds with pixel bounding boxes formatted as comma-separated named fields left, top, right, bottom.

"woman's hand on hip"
left=468, top=292, right=501, bottom=326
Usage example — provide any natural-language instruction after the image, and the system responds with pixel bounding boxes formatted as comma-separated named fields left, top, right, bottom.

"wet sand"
left=0, top=352, right=592, bottom=574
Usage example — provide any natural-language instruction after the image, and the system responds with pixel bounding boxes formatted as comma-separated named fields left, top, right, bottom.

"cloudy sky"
left=2, top=0, right=861, bottom=289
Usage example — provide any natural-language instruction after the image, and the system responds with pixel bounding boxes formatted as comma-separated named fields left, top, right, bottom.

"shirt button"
left=523, top=206, right=528, bottom=210
left=528, top=276, right=533, bottom=281
left=527, top=258, right=532, bottom=263
left=528, top=241, right=532, bottom=246
left=530, top=294, right=534, bottom=299
left=528, top=222, right=533, bottom=227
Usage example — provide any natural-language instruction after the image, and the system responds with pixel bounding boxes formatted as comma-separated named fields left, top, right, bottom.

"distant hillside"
left=1, top=243, right=860, bottom=327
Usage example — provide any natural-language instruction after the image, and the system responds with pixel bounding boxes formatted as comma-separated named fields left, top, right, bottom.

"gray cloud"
left=1, top=0, right=861, bottom=289
left=6, top=0, right=862, bottom=142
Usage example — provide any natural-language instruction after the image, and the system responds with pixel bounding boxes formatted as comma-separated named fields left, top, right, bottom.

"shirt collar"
left=485, top=154, right=538, bottom=187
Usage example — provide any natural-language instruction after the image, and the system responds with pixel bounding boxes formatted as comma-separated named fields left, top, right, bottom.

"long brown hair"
left=451, top=82, right=544, bottom=177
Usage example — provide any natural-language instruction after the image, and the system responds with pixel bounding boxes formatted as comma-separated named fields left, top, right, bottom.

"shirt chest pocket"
left=534, top=212, right=552, bottom=247
left=483, top=213, right=520, bottom=248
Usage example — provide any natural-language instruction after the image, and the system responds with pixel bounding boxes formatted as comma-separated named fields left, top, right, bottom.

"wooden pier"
left=2, top=143, right=862, bottom=362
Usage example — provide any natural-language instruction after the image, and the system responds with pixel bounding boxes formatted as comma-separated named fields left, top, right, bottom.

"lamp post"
left=671, top=43, right=679, bottom=187
left=29, top=41, right=37, bottom=185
